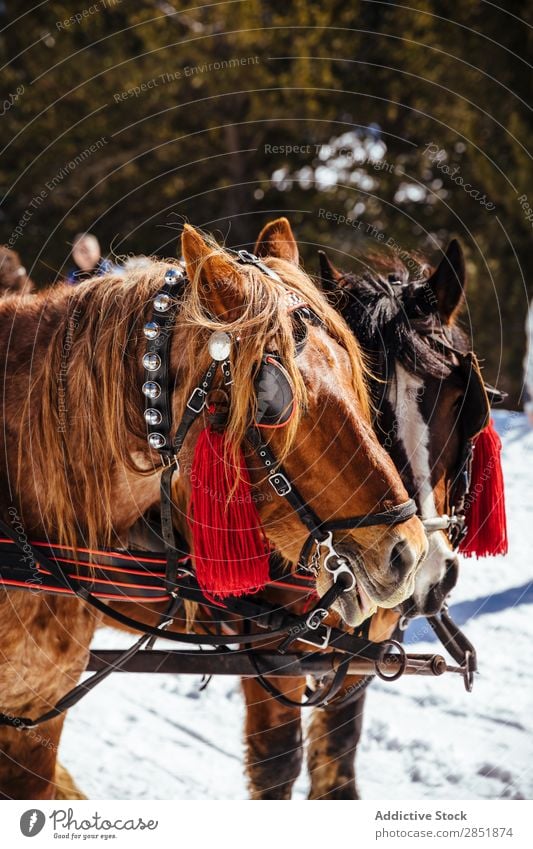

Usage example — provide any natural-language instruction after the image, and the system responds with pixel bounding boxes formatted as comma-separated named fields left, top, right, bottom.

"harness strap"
left=160, top=464, right=180, bottom=592
left=249, top=651, right=352, bottom=709
left=246, top=426, right=325, bottom=538
left=427, top=605, right=477, bottom=692
left=0, top=507, right=384, bottom=658
left=171, top=361, right=218, bottom=456
left=321, top=674, right=374, bottom=711
left=246, top=425, right=418, bottom=567
left=142, top=274, right=182, bottom=463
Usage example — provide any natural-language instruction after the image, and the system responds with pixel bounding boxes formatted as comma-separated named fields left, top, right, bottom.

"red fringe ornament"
left=459, top=419, right=508, bottom=558
left=188, top=427, right=270, bottom=597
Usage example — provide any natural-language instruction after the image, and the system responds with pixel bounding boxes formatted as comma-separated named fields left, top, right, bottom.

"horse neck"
left=0, top=285, right=165, bottom=544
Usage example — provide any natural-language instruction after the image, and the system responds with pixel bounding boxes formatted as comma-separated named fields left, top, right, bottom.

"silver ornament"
left=143, top=321, right=160, bottom=340
left=208, top=330, right=232, bottom=362
left=143, top=352, right=161, bottom=372
left=144, top=408, right=162, bottom=426
left=148, top=432, right=166, bottom=450
left=154, top=293, right=171, bottom=312
left=164, top=268, right=183, bottom=286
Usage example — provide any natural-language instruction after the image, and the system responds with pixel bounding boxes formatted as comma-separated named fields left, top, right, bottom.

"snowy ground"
left=61, top=411, right=533, bottom=800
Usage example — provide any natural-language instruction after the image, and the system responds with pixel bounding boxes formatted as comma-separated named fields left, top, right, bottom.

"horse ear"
left=427, top=239, right=466, bottom=323
left=318, top=250, right=344, bottom=293
left=254, top=217, right=299, bottom=265
left=181, top=224, right=243, bottom=320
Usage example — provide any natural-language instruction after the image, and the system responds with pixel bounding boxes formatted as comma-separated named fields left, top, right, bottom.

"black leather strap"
left=171, top=361, right=218, bottom=455
left=160, top=464, right=180, bottom=592
left=143, top=276, right=183, bottom=461
left=246, top=425, right=417, bottom=570
left=246, top=426, right=325, bottom=537
left=249, top=651, right=352, bottom=709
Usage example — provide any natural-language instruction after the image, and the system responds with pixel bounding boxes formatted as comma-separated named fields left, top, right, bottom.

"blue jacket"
left=67, top=257, right=120, bottom=284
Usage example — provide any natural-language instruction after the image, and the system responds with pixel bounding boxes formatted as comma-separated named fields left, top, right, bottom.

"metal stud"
left=148, top=432, right=166, bottom=450
left=164, top=268, right=182, bottom=286
left=143, top=321, right=160, bottom=340
left=143, top=352, right=161, bottom=372
left=154, top=293, right=171, bottom=312
left=142, top=381, right=161, bottom=399
left=144, top=408, right=162, bottom=426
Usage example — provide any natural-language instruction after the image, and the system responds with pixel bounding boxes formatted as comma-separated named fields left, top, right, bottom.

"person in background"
left=67, top=232, right=120, bottom=284
left=524, top=298, right=533, bottom=426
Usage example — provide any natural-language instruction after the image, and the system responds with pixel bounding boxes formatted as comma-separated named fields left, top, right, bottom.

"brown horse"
left=0, top=246, right=34, bottom=295
left=0, top=225, right=426, bottom=799
left=237, top=218, right=491, bottom=799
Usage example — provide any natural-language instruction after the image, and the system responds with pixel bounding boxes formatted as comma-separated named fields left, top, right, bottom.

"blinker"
left=455, top=351, right=491, bottom=439
left=254, top=356, right=295, bottom=428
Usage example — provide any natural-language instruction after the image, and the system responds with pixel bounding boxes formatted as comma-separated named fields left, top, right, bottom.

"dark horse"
left=239, top=218, right=491, bottom=799
left=0, top=225, right=426, bottom=799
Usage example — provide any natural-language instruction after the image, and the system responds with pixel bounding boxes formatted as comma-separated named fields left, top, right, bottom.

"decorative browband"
left=141, top=267, right=185, bottom=461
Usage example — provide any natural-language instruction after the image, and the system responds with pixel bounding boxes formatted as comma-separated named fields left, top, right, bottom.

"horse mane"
left=16, top=250, right=370, bottom=552
left=334, top=250, right=468, bottom=380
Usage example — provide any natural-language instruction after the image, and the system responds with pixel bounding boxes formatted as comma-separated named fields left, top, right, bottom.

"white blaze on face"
left=392, top=365, right=452, bottom=605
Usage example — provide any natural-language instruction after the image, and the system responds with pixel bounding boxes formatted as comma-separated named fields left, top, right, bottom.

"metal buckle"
left=305, top=608, right=328, bottom=630
left=316, top=532, right=357, bottom=592
left=237, top=249, right=258, bottom=264
left=236, top=250, right=282, bottom=282
left=160, top=454, right=179, bottom=470
left=186, top=387, right=207, bottom=413
left=222, top=360, right=233, bottom=386
left=300, top=625, right=332, bottom=650
left=462, top=650, right=475, bottom=693
left=269, top=472, right=292, bottom=496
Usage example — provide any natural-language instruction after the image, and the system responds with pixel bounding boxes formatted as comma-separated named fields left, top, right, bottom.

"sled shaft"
left=86, top=649, right=449, bottom=678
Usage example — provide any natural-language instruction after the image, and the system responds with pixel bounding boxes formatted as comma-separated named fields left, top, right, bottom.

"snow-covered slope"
left=60, top=411, right=533, bottom=799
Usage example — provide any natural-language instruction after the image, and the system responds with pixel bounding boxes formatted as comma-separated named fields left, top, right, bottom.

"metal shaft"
left=86, top=649, right=453, bottom=678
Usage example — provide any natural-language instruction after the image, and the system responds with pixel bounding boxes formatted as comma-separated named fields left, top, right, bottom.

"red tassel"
left=459, top=419, right=508, bottom=558
left=188, top=427, right=270, bottom=597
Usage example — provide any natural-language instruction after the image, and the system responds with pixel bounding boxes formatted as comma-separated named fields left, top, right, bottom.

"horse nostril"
left=389, top=539, right=417, bottom=580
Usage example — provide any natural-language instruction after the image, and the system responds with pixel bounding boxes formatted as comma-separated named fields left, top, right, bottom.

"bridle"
left=144, top=250, right=418, bottom=600
left=411, top=322, right=500, bottom=552
left=337, top=280, right=499, bottom=554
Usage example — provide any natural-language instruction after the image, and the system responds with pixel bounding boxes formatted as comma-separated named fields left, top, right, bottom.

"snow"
left=60, top=411, right=533, bottom=799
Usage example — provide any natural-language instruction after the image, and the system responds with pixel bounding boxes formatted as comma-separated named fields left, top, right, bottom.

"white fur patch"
left=391, top=365, right=453, bottom=603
